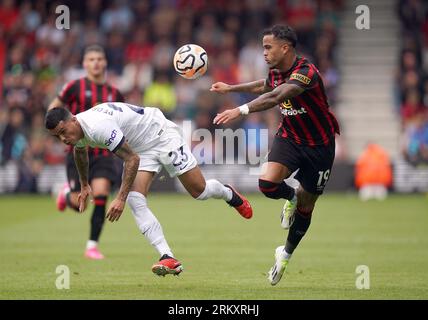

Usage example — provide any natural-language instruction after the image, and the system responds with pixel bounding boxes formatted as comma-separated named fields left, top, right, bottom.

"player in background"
left=44, top=103, right=253, bottom=276
left=47, top=45, right=125, bottom=260
left=211, top=25, right=340, bottom=285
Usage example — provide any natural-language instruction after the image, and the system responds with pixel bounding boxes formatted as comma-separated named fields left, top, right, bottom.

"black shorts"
left=66, top=153, right=119, bottom=192
left=268, top=135, right=335, bottom=195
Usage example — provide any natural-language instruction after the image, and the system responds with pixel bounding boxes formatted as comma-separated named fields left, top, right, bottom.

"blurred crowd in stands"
left=398, top=0, right=428, bottom=166
left=0, top=0, right=342, bottom=192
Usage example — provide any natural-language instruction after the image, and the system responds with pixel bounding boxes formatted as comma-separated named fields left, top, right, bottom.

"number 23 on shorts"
left=161, top=145, right=191, bottom=177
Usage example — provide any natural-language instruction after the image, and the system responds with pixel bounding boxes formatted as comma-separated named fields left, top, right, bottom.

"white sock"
left=281, top=248, right=292, bottom=260
left=196, top=179, right=232, bottom=201
left=127, top=191, right=173, bottom=258
left=86, top=240, right=98, bottom=250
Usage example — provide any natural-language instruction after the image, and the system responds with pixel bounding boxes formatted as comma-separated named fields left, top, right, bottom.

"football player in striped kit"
left=48, top=45, right=124, bottom=260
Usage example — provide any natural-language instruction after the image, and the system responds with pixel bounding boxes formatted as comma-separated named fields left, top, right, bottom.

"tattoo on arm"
left=247, top=83, right=304, bottom=113
left=114, top=142, right=140, bottom=201
left=230, top=79, right=270, bottom=95
left=74, top=147, right=89, bottom=186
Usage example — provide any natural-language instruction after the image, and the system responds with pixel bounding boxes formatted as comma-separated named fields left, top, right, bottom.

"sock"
left=225, top=186, right=243, bottom=207
left=196, top=179, right=233, bottom=202
left=86, top=240, right=98, bottom=250
left=66, top=192, right=79, bottom=212
left=127, top=191, right=173, bottom=258
left=285, top=208, right=312, bottom=254
left=278, top=247, right=292, bottom=260
left=89, top=196, right=107, bottom=242
left=259, top=179, right=295, bottom=200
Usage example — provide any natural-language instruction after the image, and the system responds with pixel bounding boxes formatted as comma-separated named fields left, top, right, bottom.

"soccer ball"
left=173, top=44, right=208, bottom=79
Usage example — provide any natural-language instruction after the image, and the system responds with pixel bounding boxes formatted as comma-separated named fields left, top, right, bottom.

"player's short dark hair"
left=263, top=25, right=298, bottom=47
left=84, top=44, right=106, bottom=57
left=45, top=107, right=72, bottom=130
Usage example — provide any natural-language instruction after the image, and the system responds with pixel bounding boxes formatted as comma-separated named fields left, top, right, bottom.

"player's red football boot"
left=151, top=255, right=183, bottom=276
left=224, top=184, right=253, bottom=219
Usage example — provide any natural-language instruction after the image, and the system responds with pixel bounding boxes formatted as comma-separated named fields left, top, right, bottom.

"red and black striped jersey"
left=58, top=77, right=125, bottom=156
left=266, top=56, right=340, bottom=146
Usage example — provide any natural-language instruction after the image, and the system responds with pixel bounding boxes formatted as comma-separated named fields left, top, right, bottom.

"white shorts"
left=137, top=123, right=197, bottom=178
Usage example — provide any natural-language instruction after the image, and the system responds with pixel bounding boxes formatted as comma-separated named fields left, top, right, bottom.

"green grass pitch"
left=0, top=193, right=427, bottom=299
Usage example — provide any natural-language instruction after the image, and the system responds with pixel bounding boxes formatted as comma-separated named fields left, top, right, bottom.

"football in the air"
left=173, top=44, right=208, bottom=79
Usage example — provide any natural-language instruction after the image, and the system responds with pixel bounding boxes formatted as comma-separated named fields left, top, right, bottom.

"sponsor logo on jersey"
left=280, top=99, right=293, bottom=110
left=280, top=106, right=308, bottom=116
left=105, top=129, right=117, bottom=147
left=279, top=99, right=307, bottom=116
left=290, top=73, right=311, bottom=85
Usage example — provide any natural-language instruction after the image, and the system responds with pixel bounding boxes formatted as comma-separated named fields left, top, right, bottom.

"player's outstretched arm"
left=106, top=142, right=140, bottom=222
left=247, top=83, right=304, bottom=113
left=213, top=83, right=304, bottom=125
left=74, top=146, right=92, bottom=212
left=47, top=97, right=64, bottom=111
left=210, top=79, right=270, bottom=95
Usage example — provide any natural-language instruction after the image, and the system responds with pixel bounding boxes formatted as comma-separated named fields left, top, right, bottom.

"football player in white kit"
left=45, top=103, right=253, bottom=276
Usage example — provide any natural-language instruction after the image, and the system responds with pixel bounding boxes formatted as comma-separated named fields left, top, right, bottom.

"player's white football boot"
left=280, top=194, right=297, bottom=229
left=267, top=245, right=290, bottom=286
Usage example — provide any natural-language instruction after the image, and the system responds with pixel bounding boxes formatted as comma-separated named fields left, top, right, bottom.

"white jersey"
left=75, top=102, right=174, bottom=153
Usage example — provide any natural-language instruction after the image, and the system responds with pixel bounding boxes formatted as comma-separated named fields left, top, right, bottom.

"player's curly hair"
left=45, top=107, right=72, bottom=129
left=263, top=25, right=298, bottom=47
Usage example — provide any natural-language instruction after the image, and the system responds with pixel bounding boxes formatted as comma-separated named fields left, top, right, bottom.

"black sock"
left=66, top=192, right=79, bottom=212
left=225, top=185, right=243, bottom=207
left=285, top=209, right=312, bottom=254
left=259, top=179, right=295, bottom=200
left=90, top=196, right=107, bottom=242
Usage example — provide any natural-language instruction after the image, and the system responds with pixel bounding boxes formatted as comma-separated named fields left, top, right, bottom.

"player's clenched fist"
left=210, top=82, right=231, bottom=94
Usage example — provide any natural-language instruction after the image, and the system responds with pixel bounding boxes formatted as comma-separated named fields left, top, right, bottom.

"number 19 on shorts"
left=317, top=170, right=330, bottom=188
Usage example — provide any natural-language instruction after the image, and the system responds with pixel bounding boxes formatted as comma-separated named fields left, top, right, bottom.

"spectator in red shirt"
left=0, top=0, right=19, bottom=33
left=125, top=26, right=154, bottom=64
left=401, top=90, right=426, bottom=124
